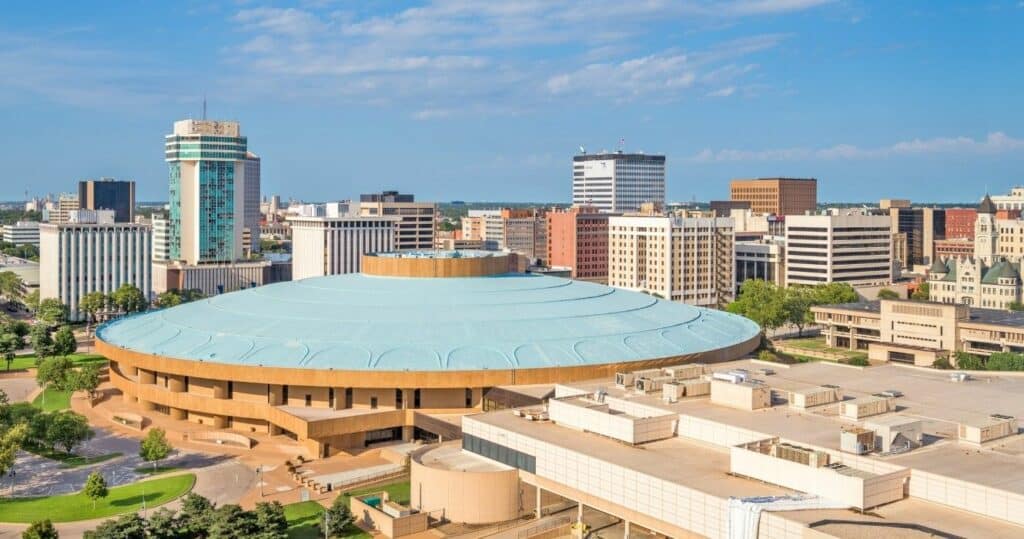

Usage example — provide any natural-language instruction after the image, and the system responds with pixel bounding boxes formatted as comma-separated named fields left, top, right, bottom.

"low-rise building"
left=813, top=298, right=1024, bottom=366
left=1, top=221, right=40, bottom=247
left=735, top=238, right=784, bottom=292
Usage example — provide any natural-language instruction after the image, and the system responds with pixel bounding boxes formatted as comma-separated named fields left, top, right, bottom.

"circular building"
left=97, top=251, right=759, bottom=457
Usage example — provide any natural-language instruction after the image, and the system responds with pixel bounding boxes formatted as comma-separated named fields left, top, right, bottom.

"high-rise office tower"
left=572, top=151, right=665, bottom=213
left=165, top=119, right=248, bottom=264
left=244, top=152, right=261, bottom=254
left=79, top=178, right=136, bottom=223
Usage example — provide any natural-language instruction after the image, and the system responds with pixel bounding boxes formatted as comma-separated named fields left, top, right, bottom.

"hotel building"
left=572, top=152, right=665, bottom=213
left=784, top=214, right=894, bottom=287
left=608, top=210, right=735, bottom=308
left=730, top=178, right=817, bottom=216
left=40, top=211, right=152, bottom=321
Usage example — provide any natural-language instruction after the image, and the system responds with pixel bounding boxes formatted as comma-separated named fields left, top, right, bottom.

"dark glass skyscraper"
left=79, top=178, right=135, bottom=223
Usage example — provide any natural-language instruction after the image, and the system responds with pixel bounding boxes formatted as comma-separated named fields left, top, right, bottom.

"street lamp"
left=257, top=464, right=264, bottom=497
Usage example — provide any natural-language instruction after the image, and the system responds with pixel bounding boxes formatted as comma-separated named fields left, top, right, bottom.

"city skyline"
left=2, top=1, right=1024, bottom=203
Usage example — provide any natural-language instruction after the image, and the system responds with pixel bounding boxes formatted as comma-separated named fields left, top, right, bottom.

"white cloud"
left=707, top=86, right=737, bottom=97
left=687, top=132, right=1024, bottom=162
left=224, top=1, right=825, bottom=114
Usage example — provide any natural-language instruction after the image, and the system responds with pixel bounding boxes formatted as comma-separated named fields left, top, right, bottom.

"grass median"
left=0, top=473, right=195, bottom=523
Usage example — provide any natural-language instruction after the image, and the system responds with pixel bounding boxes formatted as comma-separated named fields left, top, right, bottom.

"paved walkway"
left=0, top=375, right=37, bottom=403
left=0, top=458, right=255, bottom=538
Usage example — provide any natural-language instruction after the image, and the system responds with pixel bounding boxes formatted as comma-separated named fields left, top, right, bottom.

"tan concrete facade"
left=361, top=252, right=520, bottom=278
left=98, top=331, right=759, bottom=457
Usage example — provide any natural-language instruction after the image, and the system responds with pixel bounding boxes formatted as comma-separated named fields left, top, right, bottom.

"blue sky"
left=2, top=1, right=1023, bottom=203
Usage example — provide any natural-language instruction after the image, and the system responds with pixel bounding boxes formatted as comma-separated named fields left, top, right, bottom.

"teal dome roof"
left=97, top=273, right=760, bottom=371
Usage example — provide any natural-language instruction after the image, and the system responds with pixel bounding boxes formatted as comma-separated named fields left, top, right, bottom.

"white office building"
left=572, top=152, right=665, bottom=213
left=785, top=214, right=894, bottom=287
left=289, top=215, right=398, bottom=280
left=40, top=216, right=152, bottom=321
left=2, top=221, right=40, bottom=247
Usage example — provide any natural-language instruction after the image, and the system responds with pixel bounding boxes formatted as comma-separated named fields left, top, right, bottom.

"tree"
left=36, top=299, right=68, bottom=326
left=110, top=284, right=147, bottom=315
left=53, top=326, right=77, bottom=358
left=1009, top=301, right=1024, bottom=312
left=177, top=493, right=216, bottom=537
left=154, top=291, right=182, bottom=309
left=84, top=514, right=145, bottom=539
left=323, top=494, right=355, bottom=538
left=985, top=352, right=1024, bottom=371
left=0, top=423, right=27, bottom=477
left=781, top=287, right=814, bottom=337
left=140, top=428, right=172, bottom=471
left=79, top=292, right=107, bottom=334
left=253, top=501, right=288, bottom=538
left=36, top=356, right=74, bottom=392
left=46, top=411, right=93, bottom=453
left=811, top=282, right=859, bottom=305
left=209, top=505, right=258, bottom=538
left=83, top=471, right=108, bottom=510
left=145, top=508, right=181, bottom=539
left=0, top=271, right=24, bottom=308
left=727, top=279, right=786, bottom=332
left=911, top=282, right=930, bottom=301
left=954, top=351, right=985, bottom=370
left=30, top=324, right=55, bottom=362
left=22, top=519, right=58, bottom=539
left=0, top=332, right=22, bottom=371
left=71, top=363, right=103, bottom=399
left=876, top=288, right=900, bottom=300
left=24, top=290, right=39, bottom=313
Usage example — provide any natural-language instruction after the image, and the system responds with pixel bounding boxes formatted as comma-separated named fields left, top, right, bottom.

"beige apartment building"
left=608, top=209, right=735, bottom=307
left=289, top=215, right=398, bottom=280
left=730, top=177, right=817, bottom=216
left=359, top=191, right=435, bottom=250
left=813, top=298, right=1024, bottom=365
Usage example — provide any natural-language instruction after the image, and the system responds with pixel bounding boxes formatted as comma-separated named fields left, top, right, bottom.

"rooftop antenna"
left=579, top=145, right=586, bottom=155
left=202, top=94, right=207, bottom=120
left=617, top=137, right=625, bottom=152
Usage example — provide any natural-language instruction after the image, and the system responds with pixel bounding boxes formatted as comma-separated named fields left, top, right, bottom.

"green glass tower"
left=164, top=120, right=248, bottom=264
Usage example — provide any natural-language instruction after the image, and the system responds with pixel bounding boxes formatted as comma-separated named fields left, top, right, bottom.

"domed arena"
left=97, top=251, right=759, bottom=456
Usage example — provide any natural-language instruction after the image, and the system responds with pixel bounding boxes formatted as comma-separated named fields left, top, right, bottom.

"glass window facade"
left=462, top=433, right=536, bottom=473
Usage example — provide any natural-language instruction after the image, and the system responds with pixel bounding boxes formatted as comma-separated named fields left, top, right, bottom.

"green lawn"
left=134, top=465, right=181, bottom=476
left=0, top=473, right=195, bottom=523
left=24, top=447, right=122, bottom=469
left=4, top=353, right=107, bottom=372
left=284, top=480, right=410, bottom=539
left=32, top=387, right=71, bottom=411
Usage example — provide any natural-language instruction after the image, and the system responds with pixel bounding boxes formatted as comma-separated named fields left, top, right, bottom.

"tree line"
left=727, top=280, right=861, bottom=336
left=20, top=489, right=356, bottom=538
